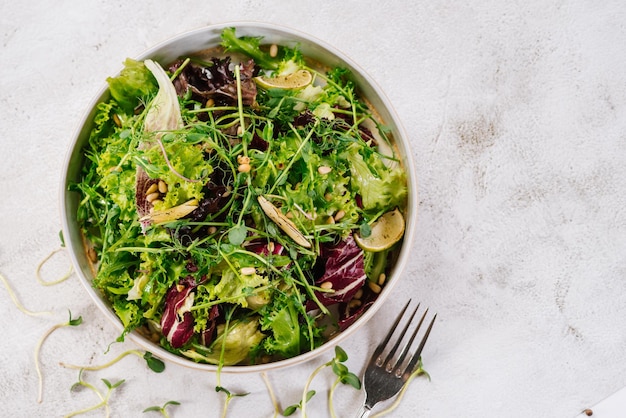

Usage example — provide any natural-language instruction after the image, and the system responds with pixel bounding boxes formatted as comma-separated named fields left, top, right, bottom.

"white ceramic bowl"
left=60, top=22, right=417, bottom=373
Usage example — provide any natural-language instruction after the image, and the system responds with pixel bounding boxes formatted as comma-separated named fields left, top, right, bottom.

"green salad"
left=72, top=28, right=408, bottom=366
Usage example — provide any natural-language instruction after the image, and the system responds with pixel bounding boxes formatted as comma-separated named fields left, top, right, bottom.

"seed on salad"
left=158, top=180, right=168, bottom=193
left=146, top=192, right=160, bottom=202
left=349, top=299, right=362, bottom=309
left=151, top=199, right=162, bottom=206
left=237, top=125, right=243, bottom=136
left=176, top=284, right=185, bottom=292
left=146, top=183, right=158, bottom=195
left=267, top=241, right=275, bottom=253
left=334, top=210, right=346, bottom=221
left=368, top=281, right=382, bottom=294
left=112, top=113, right=122, bottom=127
left=324, top=193, right=333, bottom=202
left=238, top=163, right=251, bottom=173
left=237, top=155, right=250, bottom=165
left=87, top=247, right=97, bottom=263
left=320, top=281, right=333, bottom=290
left=354, top=288, right=363, bottom=300
left=327, top=216, right=335, bottom=225
left=269, top=44, right=278, bottom=58
left=207, top=226, right=217, bottom=234
left=318, top=166, right=332, bottom=175
left=206, top=98, right=215, bottom=108
left=378, top=273, right=387, bottom=286
left=241, top=267, right=256, bottom=276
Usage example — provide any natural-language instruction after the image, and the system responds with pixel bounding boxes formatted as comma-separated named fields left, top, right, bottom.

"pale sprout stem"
left=35, top=322, right=66, bottom=403
left=261, top=372, right=280, bottom=418
left=0, top=272, right=52, bottom=316
left=59, top=349, right=143, bottom=370
left=36, top=247, right=74, bottom=286
left=328, top=379, right=341, bottom=418
left=300, top=362, right=327, bottom=418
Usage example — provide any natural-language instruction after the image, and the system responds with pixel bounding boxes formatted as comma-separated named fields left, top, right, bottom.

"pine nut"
left=241, top=267, right=256, bottom=276
left=348, top=299, right=362, bottom=309
left=87, top=247, right=97, bottom=263
left=207, top=226, right=217, bottom=234
left=237, top=155, right=251, bottom=165
left=334, top=210, right=346, bottom=221
left=354, top=288, right=363, bottom=300
left=318, top=166, right=332, bottom=175
left=368, top=281, right=382, bottom=294
left=324, top=193, right=332, bottom=202
left=320, top=281, right=333, bottom=290
left=267, top=241, right=275, bottom=253
left=238, top=163, right=251, bottom=173
left=206, top=98, right=215, bottom=108
left=237, top=125, right=243, bottom=136
left=327, top=216, right=335, bottom=224
left=269, top=44, right=278, bottom=58
left=158, top=180, right=168, bottom=193
left=112, top=113, right=122, bottom=127
left=146, top=183, right=158, bottom=195
left=146, top=192, right=160, bottom=202
left=378, top=273, right=386, bottom=286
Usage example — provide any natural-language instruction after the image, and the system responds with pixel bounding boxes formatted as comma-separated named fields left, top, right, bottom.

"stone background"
left=1, top=1, right=626, bottom=416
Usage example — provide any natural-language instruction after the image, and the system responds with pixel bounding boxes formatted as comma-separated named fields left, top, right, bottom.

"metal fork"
left=355, top=299, right=436, bottom=418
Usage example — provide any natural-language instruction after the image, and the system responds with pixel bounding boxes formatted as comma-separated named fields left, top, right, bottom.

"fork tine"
left=393, top=307, right=429, bottom=372
left=382, top=303, right=421, bottom=371
left=372, top=299, right=411, bottom=365
left=401, top=313, right=437, bottom=378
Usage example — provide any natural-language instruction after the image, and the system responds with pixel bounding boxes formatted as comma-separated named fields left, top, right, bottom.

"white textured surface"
left=2, top=1, right=626, bottom=417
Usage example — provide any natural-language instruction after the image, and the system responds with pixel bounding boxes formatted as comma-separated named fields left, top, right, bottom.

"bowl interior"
left=60, top=21, right=417, bottom=373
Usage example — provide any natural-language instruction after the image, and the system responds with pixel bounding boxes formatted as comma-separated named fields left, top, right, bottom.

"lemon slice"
left=354, top=208, right=405, bottom=252
left=255, top=69, right=313, bottom=90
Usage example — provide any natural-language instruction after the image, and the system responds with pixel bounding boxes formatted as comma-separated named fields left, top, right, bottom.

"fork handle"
left=355, top=404, right=372, bottom=418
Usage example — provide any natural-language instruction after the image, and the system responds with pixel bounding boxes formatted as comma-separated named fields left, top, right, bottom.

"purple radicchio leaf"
left=337, top=296, right=375, bottom=331
left=315, top=235, right=367, bottom=306
left=244, top=240, right=285, bottom=256
left=161, top=276, right=197, bottom=348
left=199, top=305, right=220, bottom=347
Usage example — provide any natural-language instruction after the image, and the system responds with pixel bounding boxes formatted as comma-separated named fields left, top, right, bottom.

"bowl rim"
left=59, top=21, right=418, bottom=374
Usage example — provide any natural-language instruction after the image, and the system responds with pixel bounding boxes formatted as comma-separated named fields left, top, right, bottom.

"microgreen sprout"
left=328, top=347, right=361, bottom=418
left=35, top=310, right=83, bottom=403
left=0, top=272, right=52, bottom=316
left=64, top=369, right=125, bottom=418
left=36, top=247, right=74, bottom=286
left=143, top=400, right=181, bottom=418
left=216, top=386, right=249, bottom=418
left=285, top=346, right=360, bottom=418
left=282, top=390, right=315, bottom=416
left=60, top=349, right=165, bottom=373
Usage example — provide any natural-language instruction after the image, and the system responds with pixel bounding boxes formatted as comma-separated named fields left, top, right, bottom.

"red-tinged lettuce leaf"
left=315, top=235, right=367, bottom=306
left=161, top=277, right=197, bottom=348
left=169, top=57, right=257, bottom=106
